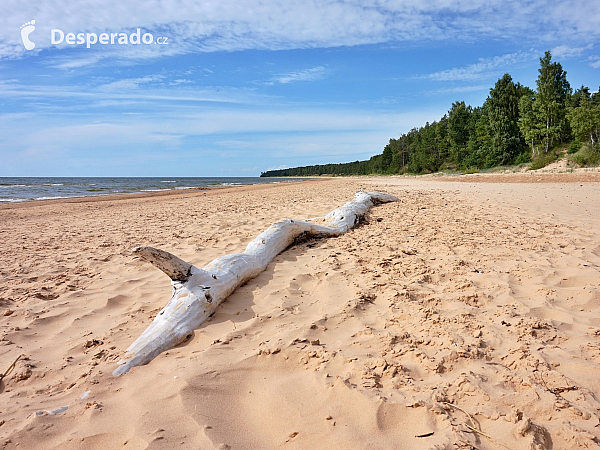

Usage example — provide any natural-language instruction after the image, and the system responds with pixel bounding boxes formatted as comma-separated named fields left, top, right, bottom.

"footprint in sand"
left=20, top=20, right=36, bottom=50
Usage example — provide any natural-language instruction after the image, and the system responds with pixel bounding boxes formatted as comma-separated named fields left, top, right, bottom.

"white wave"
left=34, top=196, right=72, bottom=201
left=0, top=198, right=27, bottom=203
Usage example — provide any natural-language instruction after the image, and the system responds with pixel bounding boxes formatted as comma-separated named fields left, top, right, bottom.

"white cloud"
left=169, top=78, right=193, bottom=85
left=589, top=56, right=600, bottom=69
left=98, top=75, right=164, bottom=91
left=266, top=66, right=326, bottom=85
left=0, top=80, right=254, bottom=105
left=2, top=1, right=600, bottom=62
left=424, top=51, right=534, bottom=82
left=46, top=53, right=105, bottom=69
left=266, top=164, right=289, bottom=171
left=551, top=44, right=592, bottom=59
left=428, top=85, right=490, bottom=95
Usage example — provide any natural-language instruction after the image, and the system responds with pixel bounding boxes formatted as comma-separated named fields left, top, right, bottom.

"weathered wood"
left=113, top=191, right=398, bottom=376
left=133, top=247, right=193, bottom=282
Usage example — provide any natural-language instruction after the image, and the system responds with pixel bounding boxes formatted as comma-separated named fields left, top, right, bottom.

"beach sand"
left=1, top=175, right=599, bottom=449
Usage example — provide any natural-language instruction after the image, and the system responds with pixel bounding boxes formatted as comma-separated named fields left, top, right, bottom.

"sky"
left=1, top=1, right=599, bottom=177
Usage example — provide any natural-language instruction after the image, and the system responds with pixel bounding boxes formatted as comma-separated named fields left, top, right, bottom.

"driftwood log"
left=113, top=191, right=398, bottom=376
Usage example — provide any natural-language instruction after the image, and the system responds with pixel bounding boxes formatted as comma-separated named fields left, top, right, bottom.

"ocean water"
left=0, top=177, right=306, bottom=203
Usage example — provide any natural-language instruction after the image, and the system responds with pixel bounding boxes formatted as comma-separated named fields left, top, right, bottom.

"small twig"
left=0, top=354, right=22, bottom=381
left=441, top=401, right=511, bottom=449
left=540, top=370, right=577, bottom=395
left=416, top=432, right=434, bottom=438
left=441, top=401, right=477, bottom=428
left=486, top=361, right=512, bottom=371
left=411, top=207, right=419, bottom=221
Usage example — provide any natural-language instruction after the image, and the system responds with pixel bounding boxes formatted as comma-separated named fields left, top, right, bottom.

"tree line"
left=261, top=51, right=600, bottom=177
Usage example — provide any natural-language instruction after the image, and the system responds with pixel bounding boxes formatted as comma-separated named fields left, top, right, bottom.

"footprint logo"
left=20, top=20, right=36, bottom=50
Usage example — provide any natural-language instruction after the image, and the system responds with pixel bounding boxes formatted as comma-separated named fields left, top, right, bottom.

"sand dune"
left=1, top=176, right=599, bottom=449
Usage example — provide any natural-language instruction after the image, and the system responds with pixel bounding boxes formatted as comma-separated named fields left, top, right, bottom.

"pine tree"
left=381, top=142, right=394, bottom=172
left=447, top=101, right=473, bottom=167
left=571, top=85, right=591, bottom=108
left=535, top=51, right=571, bottom=152
left=487, top=74, right=526, bottom=165
left=469, top=105, right=492, bottom=168
left=568, top=93, right=600, bottom=148
left=592, top=87, right=600, bottom=106
left=519, top=92, right=542, bottom=157
left=435, top=115, right=449, bottom=163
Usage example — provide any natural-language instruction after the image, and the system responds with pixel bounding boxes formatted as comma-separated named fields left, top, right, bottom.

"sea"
left=0, top=177, right=307, bottom=204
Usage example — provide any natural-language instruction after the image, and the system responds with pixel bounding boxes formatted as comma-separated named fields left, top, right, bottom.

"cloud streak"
left=427, top=85, right=490, bottom=96
left=551, top=44, right=593, bottom=59
left=423, top=51, right=535, bottom=82
left=589, top=56, right=600, bottom=69
left=266, top=66, right=326, bottom=85
left=2, top=1, right=600, bottom=62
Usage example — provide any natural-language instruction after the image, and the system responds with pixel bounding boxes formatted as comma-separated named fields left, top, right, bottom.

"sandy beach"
left=1, top=175, right=600, bottom=449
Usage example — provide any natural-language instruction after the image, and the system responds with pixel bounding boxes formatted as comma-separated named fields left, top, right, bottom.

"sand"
left=1, top=175, right=599, bottom=449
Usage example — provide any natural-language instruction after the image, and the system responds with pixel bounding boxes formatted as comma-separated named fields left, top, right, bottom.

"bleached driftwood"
left=113, top=191, right=398, bottom=376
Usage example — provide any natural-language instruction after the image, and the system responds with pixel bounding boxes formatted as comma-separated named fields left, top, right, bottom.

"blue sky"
left=1, top=1, right=600, bottom=176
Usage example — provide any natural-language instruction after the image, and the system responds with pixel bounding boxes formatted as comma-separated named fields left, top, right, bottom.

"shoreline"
left=4, top=169, right=598, bottom=212
left=2, top=169, right=598, bottom=212
left=0, top=178, right=321, bottom=210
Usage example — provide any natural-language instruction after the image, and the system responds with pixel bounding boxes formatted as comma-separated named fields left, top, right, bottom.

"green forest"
left=261, top=51, right=600, bottom=177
